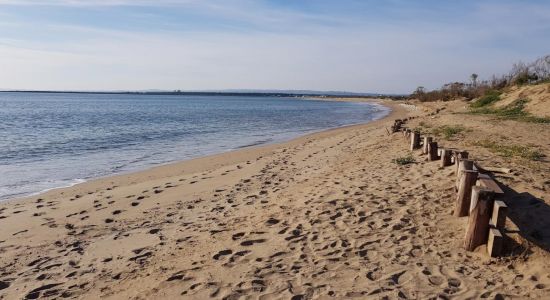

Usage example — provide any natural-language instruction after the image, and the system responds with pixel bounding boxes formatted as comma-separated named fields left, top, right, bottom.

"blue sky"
left=0, top=0, right=549, bottom=93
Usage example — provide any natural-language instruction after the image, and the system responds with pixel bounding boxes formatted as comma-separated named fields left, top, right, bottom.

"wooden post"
left=490, top=201, right=508, bottom=229
left=455, top=159, right=474, bottom=189
left=428, top=142, right=438, bottom=161
left=392, top=120, right=402, bottom=133
left=487, top=228, right=503, bottom=257
left=410, top=131, right=420, bottom=150
left=454, top=151, right=469, bottom=173
left=454, top=170, right=478, bottom=217
left=440, top=149, right=452, bottom=167
left=422, top=136, right=432, bottom=154
left=464, top=187, right=495, bottom=251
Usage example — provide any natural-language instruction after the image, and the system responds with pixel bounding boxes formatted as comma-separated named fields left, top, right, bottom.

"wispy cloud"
left=0, top=0, right=549, bottom=93
left=0, top=0, right=195, bottom=6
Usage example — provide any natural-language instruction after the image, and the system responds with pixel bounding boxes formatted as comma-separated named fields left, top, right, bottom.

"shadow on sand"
left=497, top=182, right=550, bottom=257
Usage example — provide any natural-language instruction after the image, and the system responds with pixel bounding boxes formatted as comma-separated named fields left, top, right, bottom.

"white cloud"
left=0, top=1, right=548, bottom=93
left=0, top=0, right=194, bottom=6
left=0, top=25, right=530, bottom=93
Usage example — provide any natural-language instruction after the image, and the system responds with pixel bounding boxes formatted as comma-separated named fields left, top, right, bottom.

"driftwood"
left=477, top=174, right=505, bottom=195
left=474, top=162, right=512, bottom=174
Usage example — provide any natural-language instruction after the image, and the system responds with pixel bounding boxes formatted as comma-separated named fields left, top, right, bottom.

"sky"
left=0, top=0, right=549, bottom=93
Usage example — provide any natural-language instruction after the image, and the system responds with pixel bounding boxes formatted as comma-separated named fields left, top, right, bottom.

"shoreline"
left=2, top=97, right=549, bottom=299
left=4, top=98, right=398, bottom=205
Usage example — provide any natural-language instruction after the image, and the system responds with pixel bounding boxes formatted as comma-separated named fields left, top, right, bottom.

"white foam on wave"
left=31, top=178, right=88, bottom=196
left=0, top=178, right=87, bottom=202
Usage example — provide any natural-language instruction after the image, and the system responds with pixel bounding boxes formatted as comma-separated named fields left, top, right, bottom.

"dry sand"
left=493, top=83, right=550, bottom=117
left=0, top=98, right=549, bottom=299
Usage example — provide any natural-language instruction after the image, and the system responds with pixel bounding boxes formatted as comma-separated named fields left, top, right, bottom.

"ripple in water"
left=0, top=92, right=390, bottom=200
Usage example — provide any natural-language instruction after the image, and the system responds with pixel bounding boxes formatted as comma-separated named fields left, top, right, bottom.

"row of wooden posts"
left=392, top=118, right=508, bottom=257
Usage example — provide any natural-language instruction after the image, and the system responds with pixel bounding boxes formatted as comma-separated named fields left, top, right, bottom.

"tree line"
left=411, top=54, right=550, bottom=102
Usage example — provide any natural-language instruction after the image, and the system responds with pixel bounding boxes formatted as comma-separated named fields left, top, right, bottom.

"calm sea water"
left=0, top=92, right=389, bottom=200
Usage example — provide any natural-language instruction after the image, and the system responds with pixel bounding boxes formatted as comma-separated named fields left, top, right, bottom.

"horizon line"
left=0, top=89, right=408, bottom=97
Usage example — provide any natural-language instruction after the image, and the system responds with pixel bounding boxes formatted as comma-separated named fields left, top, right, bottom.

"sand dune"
left=493, top=83, right=550, bottom=117
left=1, top=99, right=549, bottom=299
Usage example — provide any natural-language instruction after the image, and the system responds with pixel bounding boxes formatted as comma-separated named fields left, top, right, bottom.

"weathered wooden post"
left=486, top=201, right=508, bottom=257
left=440, top=149, right=452, bottom=167
left=422, top=136, right=432, bottom=154
left=464, top=187, right=495, bottom=251
left=428, top=142, right=438, bottom=161
left=392, top=119, right=402, bottom=133
left=455, top=159, right=474, bottom=189
left=487, top=228, right=503, bottom=257
left=410, top=131, right=421, bottom=151
left=490, top=201, right=508, bottom=229
left=454, top=151, right=469, bottom=173
left=454, top=170, right=479, bottom=217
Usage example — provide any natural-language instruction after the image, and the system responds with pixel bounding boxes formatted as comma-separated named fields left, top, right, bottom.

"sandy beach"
left=1, top=97, right=549, bottom=299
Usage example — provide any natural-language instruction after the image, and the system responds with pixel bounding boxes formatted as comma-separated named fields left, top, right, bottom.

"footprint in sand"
left=166, top=271, right=186, bottom=281
left=240, top=239, right=266, bottom=246
left=0, top=281, right=10, bottom=290
left=228, top=250, right=251, bottom=263
left=266, top=218, right=280, bottom=225
left=428, top=275, right=445, bottom=286
left=232, top=232, right=245, bottom=240
left=213, top=249, right=232, bottom=260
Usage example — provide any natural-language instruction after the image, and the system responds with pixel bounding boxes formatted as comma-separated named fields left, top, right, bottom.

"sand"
left=493, top=83, right=550, bottom=117
left=1, top=98, right=549, bottom=299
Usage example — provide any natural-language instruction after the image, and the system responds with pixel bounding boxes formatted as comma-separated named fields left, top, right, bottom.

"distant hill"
left=0, top=89, right=404, bottom=98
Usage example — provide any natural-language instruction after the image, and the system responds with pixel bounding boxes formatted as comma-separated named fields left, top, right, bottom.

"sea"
left=0, top=92, right=390, bottom=200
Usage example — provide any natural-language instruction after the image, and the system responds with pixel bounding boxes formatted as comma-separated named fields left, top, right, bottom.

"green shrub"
left=495, top=98, right=528, bottom=118
left=473, top=140, right=545, bottom=161
left=470, top=98, right=550, bottom=124
left=431, top=125, right=470, bottom=140
left=470, top=90, right=502, bottom=108
left=392, top=154, right=416, bottom=165
left=520, top=115, right=550, bottom=123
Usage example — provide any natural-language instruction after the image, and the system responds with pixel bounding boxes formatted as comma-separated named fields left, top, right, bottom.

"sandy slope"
left=0, top=99, right=549, bottom=299
left=493, top=83, right=550, bottom=117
